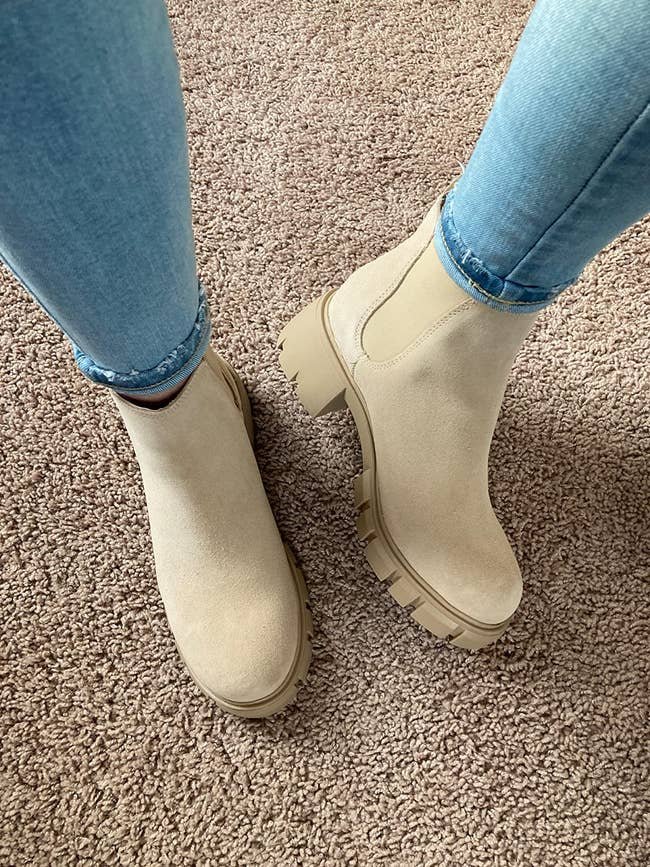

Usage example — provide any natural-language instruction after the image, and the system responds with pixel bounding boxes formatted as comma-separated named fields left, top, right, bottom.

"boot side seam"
left=358, top=299, right=474, bottom=371
left=350, top=200, right=444, bottom=359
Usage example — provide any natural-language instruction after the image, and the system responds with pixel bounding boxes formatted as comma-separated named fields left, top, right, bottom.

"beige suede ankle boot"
left=279, top=194, right=536, bottom=649
left=113, top=348, right=312, bottom=716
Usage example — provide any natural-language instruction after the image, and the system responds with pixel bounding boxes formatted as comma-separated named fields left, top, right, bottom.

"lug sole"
left=278, top=292, right=511, bottom=650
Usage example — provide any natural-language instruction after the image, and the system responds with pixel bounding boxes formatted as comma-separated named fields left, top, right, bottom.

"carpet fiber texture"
left=1, top=1, right=648, bottom=864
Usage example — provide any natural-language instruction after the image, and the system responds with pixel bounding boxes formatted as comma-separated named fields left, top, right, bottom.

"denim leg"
left=434, top=0, right=650, bottom=313
left=0, top=0, right=210, bottom=395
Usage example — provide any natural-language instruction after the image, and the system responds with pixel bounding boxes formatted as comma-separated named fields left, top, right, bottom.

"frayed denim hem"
left=73, top=281, right=212, bottom=395
left=435, top=188, right=577, bottom=314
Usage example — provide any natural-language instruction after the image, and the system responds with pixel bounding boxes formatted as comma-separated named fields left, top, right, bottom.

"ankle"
left=118, top=374, right=190, bottom=409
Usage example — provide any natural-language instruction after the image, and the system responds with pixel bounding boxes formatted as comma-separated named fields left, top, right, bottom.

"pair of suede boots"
left=114, top=195, right=537, bottom=717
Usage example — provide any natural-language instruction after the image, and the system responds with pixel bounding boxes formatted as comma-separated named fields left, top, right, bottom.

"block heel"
left=278, top=292, right=348, bottom=417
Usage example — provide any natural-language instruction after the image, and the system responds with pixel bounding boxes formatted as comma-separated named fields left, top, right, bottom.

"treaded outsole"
left=278, top=294, right=511, bottom=651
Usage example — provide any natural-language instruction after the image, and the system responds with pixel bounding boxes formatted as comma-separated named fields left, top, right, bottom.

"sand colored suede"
left=279, top=196, right=537, bottom=645
left=113, top=348, right=311, bottom=716
left=354, top=299, right=535, bottom=624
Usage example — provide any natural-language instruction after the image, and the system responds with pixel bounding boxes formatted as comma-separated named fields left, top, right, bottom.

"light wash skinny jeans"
left=0, top=0, right=648, bottom=395
left=435, top=0, right=650, bottom=312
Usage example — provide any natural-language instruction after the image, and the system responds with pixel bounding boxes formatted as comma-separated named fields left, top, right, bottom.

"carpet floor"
left=1, top=1, right=648, bottom=864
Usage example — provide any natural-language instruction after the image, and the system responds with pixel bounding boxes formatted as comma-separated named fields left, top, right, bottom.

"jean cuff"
left=73, top=281, right=212, bottom=396
left=434, top=188, right=575, bottom=314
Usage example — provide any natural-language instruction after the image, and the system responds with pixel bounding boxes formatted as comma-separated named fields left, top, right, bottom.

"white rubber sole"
left=278, top=292, right=511, bottom=650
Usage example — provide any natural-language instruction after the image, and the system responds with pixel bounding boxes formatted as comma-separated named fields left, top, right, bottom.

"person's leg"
left=0, top=0, right=208, bottom=398
left=0, top=0, right=312, bottom=713
left=435, top=0, right=650, bottom=312
left=279, top=0, right=650, bottom=648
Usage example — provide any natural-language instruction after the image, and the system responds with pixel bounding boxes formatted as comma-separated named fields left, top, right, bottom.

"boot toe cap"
left=447, top=565, right=523, bottom=626
left=172, top=562, right=311, bottom=716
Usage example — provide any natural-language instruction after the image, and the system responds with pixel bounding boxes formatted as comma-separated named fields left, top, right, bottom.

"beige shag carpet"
left=1, top=1, right=648, bottom=864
